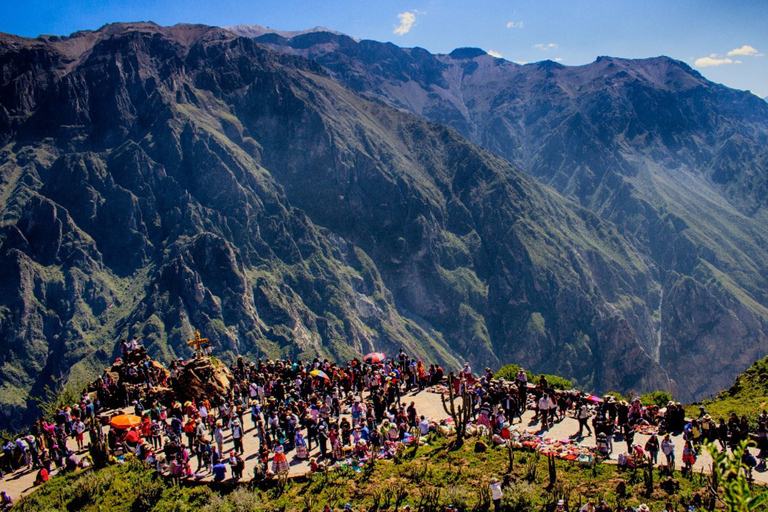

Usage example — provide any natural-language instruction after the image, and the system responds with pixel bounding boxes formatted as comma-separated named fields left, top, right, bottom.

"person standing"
left=538, top=393, right=554, bottom=430
left=661, top=434, right=675, bottom=471
left=645, top=434, right=659, bottom=466
left=73, top=419, right=86, bottom=451
left=490, top=477, right=503, bottom=511
left=682, top=440, right=696, bottom=472
left=576, top=400, right=592, bottom=437
left=213, top=420, right=224, bottom=456
left=623, top=422, right=635, bottom=453
left=231, top=418, right=244, bottom=454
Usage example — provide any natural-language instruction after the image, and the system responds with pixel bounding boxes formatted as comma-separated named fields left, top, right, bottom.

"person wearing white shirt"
left=490, top=477, right=502, bottom=511
left=538, top=393, right=554, bottom=429
left=418, top=416, right=430, bottom=436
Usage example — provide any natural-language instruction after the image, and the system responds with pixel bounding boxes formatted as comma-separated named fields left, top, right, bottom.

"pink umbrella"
left=364, top=352, right=386, bottom=364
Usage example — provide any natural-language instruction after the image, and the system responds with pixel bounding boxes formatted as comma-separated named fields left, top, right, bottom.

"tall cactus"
left=441, top=373, right=473, bottom=448
left=548, top=453, right=558, bottom=488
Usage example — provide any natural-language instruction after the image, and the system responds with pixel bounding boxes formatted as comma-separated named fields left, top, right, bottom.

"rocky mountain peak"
left=448, top=47, right=488, bottom=60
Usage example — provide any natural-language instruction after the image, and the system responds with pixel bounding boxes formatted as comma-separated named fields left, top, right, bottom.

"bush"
left=495, top=364, right=533, bottom=382
left=501, top=481, right=539, bottom=512
left=495, top=364, right=521, bottom=381
left=228, top=487, right=264, bottom=512
left=495, top=365, right=572, bottom=390
left=639, top=391, right=672, bottom=407
left=132, top=476, right=164, bottom=512
left=539, top=374, right=573, bottom=390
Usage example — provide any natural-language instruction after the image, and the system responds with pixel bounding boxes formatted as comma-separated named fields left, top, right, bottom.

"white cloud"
left=553, top=57, right=564, bottom=62
left=534, top=43, right=558, bottom=50
left=727, top=45, right=760, bottom=57
left=513, top=60, right=528, bottom=65
left=394, top=11, right=416, bottom=35
left=694, top=54, right=737, bottom=67
left=487, top=50, right=503, bottom=58
left=506, top=21, right=524, bottom=29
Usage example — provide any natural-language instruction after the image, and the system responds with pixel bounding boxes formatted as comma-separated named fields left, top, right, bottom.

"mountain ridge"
left=0, top=22, right=680, bottom=429
left=234, top=25, right=768, bottom=403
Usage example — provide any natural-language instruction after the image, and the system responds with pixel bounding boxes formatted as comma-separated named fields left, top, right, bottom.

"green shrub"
left=539, top=374, right=573, bottom=390
left=495, top=364, right=521, bottom=381
left=639, top=391, right=672, bottom=407
left=228, top=487, right=264, bottom=512
left=501, top=481, right=539, bottom=512
left=495, top=365, right=572, bottom=389
left=605, top=391, right=627, bottom=402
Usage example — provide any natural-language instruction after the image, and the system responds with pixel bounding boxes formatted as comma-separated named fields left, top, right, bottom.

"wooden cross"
left=187, top=331, right=209, bottom=358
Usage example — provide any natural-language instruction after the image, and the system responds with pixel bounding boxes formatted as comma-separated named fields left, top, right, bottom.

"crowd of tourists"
left=2, top=341, right=767, bottom=509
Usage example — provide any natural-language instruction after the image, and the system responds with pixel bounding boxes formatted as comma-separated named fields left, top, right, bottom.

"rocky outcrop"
left=172, top=357, right=233, bottom=403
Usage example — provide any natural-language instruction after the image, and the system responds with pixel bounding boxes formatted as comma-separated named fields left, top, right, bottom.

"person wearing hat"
left=555, top=499, right=568, bottom=512
left=579, top=501, right=596, bottom=512
left=637, top=505, right=650, bottom=512
left=490, top=477, right=502, bottom=511
left=231, top=418, right=244, bottom=454
left=272, top=445, right=289, bottom=474
left=575, top=399, right=592, bottom=437
left=213, top=420, right=224, bottom=455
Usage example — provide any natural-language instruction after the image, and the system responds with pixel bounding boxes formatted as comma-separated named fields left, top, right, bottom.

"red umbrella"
left=364, top=352, right=386, bottom=364
left=124, top=430, right=140, bottom=444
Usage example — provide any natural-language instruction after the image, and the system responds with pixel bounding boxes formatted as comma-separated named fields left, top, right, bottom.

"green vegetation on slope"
left=687, top=354, right=768, bottom=424
left=16, top=436, right=717, bottom=512
left=495, top=364, right=574, bottom=390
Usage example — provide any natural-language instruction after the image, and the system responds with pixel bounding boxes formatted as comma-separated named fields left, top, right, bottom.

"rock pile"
left=172, top=357, right=233, bottom=403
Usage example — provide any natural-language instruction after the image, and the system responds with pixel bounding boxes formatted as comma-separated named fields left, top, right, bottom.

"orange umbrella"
left=110, top=414, right=142, bottom=429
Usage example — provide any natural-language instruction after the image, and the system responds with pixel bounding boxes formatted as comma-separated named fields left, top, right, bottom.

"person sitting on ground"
left=212, top=460, right=227, bottom=482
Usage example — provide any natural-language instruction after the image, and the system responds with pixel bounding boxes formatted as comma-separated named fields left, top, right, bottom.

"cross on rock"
left=187, top=331, right=209, bottom=358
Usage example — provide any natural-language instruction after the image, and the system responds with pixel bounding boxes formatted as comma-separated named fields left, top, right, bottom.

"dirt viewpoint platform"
left=2, top=389, right=764, bottom=502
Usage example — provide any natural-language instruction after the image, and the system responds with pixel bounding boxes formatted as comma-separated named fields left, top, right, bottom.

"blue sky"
left=2, top=0, right=766, bottom=97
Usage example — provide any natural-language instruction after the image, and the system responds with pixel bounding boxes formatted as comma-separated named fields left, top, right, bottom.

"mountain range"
left=234, top=26, right=768, bottom=401
left=0, top=22, right=766, bottom=427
